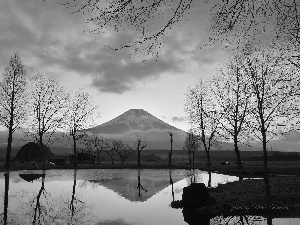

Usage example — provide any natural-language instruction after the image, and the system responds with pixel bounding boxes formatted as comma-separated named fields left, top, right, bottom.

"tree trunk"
left=205, top=150, right=211, bottom=168
left=5, top=128, right=13, bottom=168
left=105, top=151, right=114, bottom=164
left=192, top=151, right=195, bottom=168
left=70, top=170, right=77, bottom=219
left=33, top=174, right=45, bottom=223
left=208, top=171, right=212, bottom=187
left=168, top=152, right=172, bottom=167
left=169, top=134, right=173, bottom=166
left=3, top=173, right=9, bottom=225
left=234, top=135, right=242, bottom=170
left=188, top=152, right=192, bottom=170
left=169, top=171, right=174, bottom=201
left=138, top=151, right=141, bottom=166
left=5, top=70, right=16, bottom=168
left=39, top=135, right=45, bottom=167
left=73, top=135, right=77, bottom=167
left=262, top=131, right=270, bottom=205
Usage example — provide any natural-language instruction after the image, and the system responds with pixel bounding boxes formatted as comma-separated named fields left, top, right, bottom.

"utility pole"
left=169, top=132, right=173, bottom=166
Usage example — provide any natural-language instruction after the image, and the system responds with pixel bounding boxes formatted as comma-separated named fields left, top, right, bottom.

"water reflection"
left=0, top=169, right=298, bottom=225
left=3, top=172, right=9, bottom=225
left=70, top=169, right=77, bottom=222
left=211, top=215, right=274, bottom=225
left=32, top=173, right=46, bottom=224
left=169, top=170, right=174, bottom=202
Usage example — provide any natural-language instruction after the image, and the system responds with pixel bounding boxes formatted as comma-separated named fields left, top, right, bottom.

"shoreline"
left=0, top=162, right=299, bottom=177
left=2, top=163, right=300, bottom=218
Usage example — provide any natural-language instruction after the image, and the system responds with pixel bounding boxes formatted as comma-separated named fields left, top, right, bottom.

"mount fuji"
left=87, top=109, right=187, bottom=150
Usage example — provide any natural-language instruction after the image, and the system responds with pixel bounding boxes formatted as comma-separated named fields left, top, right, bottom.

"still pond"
left=0, top=169, right=299, bottom=225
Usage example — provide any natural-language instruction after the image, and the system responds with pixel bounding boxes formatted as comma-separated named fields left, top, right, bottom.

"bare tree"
left=134, top=137, right=147, bottom=167
left=210, top=1, right=300, bottom=65
left=60, top=0, right=194, bottom=58
left=242, top=46, right=300, bottom=202
left=113, top=140, right=133, bottom=164
left=80, top=132, right=104, bottom=164
left=0, top=53, right=27, bottom=167
left=27, top=73, right=69, bottom=166
left=66, top=90, right=100, bottom=166
left=185, top=79, right=222, bottom=168
left=104, top=138, right=117, bottom=165
left=212, top=55, right=252, bottom=169
left=57, top=0, right=300, bottom=64
left=183, top=130, right=198, bottom=170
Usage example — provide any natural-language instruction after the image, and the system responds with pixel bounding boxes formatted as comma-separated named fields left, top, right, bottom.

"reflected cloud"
left=1, top=169, right=298, bottom=225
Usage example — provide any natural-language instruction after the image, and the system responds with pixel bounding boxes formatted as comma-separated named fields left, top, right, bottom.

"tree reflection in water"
left=169, top=170, right=174, bottom=202
left=18, top=171, right=93, bottom=224
left=183, top=213, right=273, bottom=225
left=137, top=170, right=147, bottom=198
left=2, top=172, right=22, bottom=225
left=3, top=172, right=9, bottom=225
left=208, top=171, right=212, bottom=188
left=32, top=173, right=46, bottom=224
left=211, top=215, right=272, bottom=225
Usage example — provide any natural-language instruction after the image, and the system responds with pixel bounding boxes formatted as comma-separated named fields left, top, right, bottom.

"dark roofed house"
left=14, top=142, right=54, bottom=166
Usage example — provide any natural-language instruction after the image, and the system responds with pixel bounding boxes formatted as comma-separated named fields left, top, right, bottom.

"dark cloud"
left=0, top=0, right=224, bottom=94
left=172, top=116, right=187, bottom=122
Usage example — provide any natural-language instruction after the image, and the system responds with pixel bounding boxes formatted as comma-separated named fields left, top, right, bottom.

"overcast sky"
left=0, top=0, right=228, bottom=132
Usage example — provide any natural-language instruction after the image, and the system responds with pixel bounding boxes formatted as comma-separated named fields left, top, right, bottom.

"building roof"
left=14, top=142, right=53, bottom=161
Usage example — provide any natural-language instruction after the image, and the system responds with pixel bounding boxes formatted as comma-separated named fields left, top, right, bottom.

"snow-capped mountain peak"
left=89, top=109, right=180, bottom=134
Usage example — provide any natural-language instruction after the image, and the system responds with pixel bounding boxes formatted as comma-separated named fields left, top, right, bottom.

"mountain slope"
left=87, top=109, right=187, bottom=150
left=89, top=109, right=181, bottom=134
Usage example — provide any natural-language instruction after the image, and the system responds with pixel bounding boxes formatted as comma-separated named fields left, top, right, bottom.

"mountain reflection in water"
left=0, top=169, right=298, bottom=225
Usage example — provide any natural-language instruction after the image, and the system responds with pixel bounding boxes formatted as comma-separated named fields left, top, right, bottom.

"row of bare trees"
left=80, top=133, right=147, bottom=166
left=0, top=53, right=100, bottom=167
left=185, top=46, right=300, bottom=201
left=0, top=53, right=152, bottom=168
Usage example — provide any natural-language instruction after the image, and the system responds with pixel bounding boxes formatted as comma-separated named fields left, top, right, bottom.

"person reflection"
left=137, top=170, right=147, bottom=198
left=3, top=172, right=9, bottom=225
left=169, top=170, right=174, bottom=202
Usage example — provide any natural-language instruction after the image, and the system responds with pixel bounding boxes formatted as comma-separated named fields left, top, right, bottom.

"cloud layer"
left=0, top=0, right=224, bottom=94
